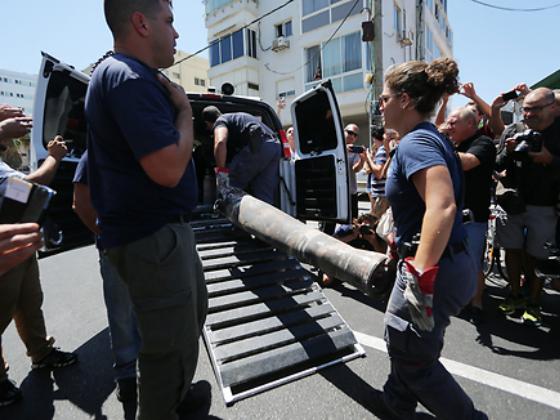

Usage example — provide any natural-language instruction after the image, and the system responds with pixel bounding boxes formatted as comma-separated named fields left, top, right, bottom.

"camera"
left=349, top=145, right=365, bottom=154
left=359, top=225, right=373, bottom=235
left=502, top=89, right=519, bottom=102
left=512, top=129, right=543, bottom=160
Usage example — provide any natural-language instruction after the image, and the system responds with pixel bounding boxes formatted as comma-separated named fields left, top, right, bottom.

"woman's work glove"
left=402, top=257, right=439, bottom=332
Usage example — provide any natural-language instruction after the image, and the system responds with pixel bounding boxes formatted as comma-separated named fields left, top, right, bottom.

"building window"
left=210, top=40, right=220, bottom=66
left=305, top=31, right=363, bottom=93
left=302, top=10, right=329, bottom=33
left=331, top=0, right=360, bottom=22
left=424, top=25, right=434, bottom=62
left=393, top=3, right=402, bottom=35
left=246, top=29, right=257, bottom=59
left=302, top=0, right=329, bottom=16
left=426, top=0, right=433, bottom=13
left=194, top=77, right=206, bottom=87
left=305, top=46, right=322, bottom=83
left=278, top=90, right=296, bottom=98
left=210, top=29, right=257, bottom=67
left=247, top=82, right=259, bottom=91
left=232, top=29, right=244, bottom=59
left=275, top=20, right=293, bottom=38
left=220, top=36, right=232, bottom=63
left=302, top=1, right=361, bottom=34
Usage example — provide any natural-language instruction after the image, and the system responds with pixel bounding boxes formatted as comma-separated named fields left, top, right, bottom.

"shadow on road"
left=319, top=363, right=435, bottom=420
left=458, top=282, right=560, bottom=361
left=2, top=328, right=114, bottom=420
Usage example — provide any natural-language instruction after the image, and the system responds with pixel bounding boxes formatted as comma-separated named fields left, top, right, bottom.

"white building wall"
left=382, top=0, right=417, bottom=70
left=204, top=0, right=453, bottom=142
left=0, top=69, right=37, bottom=115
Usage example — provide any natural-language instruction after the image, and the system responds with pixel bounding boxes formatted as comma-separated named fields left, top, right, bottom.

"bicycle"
left=482, top=204, right=508, bottom=280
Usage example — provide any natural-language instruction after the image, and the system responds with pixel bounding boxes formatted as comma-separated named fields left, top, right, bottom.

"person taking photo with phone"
left=0, top=107, right=76, bottom=407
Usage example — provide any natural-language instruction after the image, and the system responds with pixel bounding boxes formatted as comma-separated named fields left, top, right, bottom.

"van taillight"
left=199, top=93, right=222, bottom=100
left=278, top=129, right=291, bottom=160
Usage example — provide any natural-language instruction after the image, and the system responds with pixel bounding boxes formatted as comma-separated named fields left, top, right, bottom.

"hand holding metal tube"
left=402, top=257, right=439, bottom=331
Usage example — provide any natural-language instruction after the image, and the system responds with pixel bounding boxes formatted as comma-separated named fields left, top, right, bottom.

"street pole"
left=373, top=0, right=383, bottom=99
left=371, top=0, right=383, bottom=129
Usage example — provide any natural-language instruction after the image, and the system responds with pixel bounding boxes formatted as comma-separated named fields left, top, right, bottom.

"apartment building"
left=204, top=0, right=452, bottom=142
left=161, top=50, right=210, bottom=93
left=0, top=69, right=37, bottom=115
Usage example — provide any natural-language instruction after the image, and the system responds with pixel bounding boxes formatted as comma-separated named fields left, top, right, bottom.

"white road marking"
left=354, top=331, right=560, bottom=411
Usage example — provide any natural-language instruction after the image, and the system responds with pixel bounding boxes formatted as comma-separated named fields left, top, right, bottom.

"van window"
left=295, top=89, right=338, bottom=154
left=43, top=71, right=87, bottom=157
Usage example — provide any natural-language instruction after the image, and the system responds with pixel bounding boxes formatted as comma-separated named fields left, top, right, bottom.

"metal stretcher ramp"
left=192, top=217, right=366, bottom=405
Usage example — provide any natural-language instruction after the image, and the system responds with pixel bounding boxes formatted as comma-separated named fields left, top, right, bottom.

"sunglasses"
left=521, top=100, right=555, bottom=114
left=378, top=92, right=401, bottom=105
left=345, top=130, right=358, bottom=137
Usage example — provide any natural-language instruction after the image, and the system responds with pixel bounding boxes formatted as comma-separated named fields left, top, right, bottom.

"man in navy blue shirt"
left=201, top=107, right=281, bottom=205
left=85, top=1, right=208, bottom=418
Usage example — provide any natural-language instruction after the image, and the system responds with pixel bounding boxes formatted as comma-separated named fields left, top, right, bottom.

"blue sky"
left=1, top=0, right=558, bottom=107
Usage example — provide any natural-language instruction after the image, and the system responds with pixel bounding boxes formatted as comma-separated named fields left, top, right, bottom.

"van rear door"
left=286, top=80, right=350, bottom=224
left=31, top=52, right=93, bottom=255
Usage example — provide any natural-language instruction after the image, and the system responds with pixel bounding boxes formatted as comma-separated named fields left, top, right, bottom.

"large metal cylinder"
left=216, top=186, right=393, bottom=298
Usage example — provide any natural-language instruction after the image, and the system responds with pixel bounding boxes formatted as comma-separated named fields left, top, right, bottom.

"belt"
left=166, top=212, right=192, bottom=224
left=398, top=240, right=467, bottom=260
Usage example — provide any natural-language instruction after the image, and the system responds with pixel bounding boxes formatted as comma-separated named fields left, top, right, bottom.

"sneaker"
left=498, top=295, right=526, bottom=315
left=116, top=377, right=137, bottom=403
left=0, top=379, right=22, bottom=407
left=31, top=348, right=78, bottom=370
left=522, top=305, right=542, bottom=327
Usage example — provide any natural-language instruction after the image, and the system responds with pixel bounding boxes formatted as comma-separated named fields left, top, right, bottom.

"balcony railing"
left=205, top=0, right=257, bottom=15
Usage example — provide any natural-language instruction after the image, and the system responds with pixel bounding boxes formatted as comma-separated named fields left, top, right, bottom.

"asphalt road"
left=2, top=224, right=560, bottom=419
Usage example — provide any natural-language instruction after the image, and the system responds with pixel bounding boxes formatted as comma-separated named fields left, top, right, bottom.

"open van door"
left=281, top=80, right=350, bottom=224
left=31, top=52, right=93, bottom=255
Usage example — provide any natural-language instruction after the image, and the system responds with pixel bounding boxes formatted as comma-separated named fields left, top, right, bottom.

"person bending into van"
left=0, top=115, right=77, bottom=407
left=86, top=1, right=208, bottom=419
left=201, top=106, right=281, bottom=205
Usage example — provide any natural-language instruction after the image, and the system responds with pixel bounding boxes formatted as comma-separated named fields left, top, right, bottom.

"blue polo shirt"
left=213, top=112, right=275, bottom=163
left=385, top=122, right=465, bottom=247
left=85, top=53, right=197, bottom=249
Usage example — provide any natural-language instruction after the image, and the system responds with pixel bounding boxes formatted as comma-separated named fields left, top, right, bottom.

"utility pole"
left=371, top=0, right=383, bottom=129
left=416, top=0, right=425, bottom=61
left=373, top=0, right=383, bottom=100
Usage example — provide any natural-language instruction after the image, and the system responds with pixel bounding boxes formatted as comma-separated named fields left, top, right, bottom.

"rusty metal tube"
left=216, top=186, right=392, bottom=297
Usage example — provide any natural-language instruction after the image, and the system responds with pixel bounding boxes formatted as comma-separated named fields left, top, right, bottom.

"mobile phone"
left=349, top=145, right=365, bottom=153
left=0, top=177, right=56, bottom=224
left=502, top=90, right=519, bottom=102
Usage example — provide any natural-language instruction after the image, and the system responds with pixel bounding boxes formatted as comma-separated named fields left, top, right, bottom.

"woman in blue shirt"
left=379, top=58, right=486, bottom=419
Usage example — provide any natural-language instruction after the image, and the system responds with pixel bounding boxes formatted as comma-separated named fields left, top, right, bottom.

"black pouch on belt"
left=248, top=124, right=264, bottom=153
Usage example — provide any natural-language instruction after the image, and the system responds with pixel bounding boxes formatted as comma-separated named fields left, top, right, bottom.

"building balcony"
left=205, top=0, right=258, bottom=21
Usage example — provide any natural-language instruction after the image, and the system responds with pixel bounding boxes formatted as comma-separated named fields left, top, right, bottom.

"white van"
left=31, top=52, right=352, bottom=254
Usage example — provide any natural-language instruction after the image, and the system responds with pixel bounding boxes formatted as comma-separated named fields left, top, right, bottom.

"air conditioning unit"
left=272, top=36, right=290, bottom=52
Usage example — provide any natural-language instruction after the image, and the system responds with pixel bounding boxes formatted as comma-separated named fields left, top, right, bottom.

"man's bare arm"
left=139, top=75, right=194, bottom=188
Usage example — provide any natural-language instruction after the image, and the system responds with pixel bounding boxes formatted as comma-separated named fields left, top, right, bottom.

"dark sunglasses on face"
left=345, top=130, right=358, bottom=137
left=521, top=100, right=555, bottom=114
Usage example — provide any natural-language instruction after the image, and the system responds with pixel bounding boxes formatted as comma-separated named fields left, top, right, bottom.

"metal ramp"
left=192, top=217, right=366, bottom=405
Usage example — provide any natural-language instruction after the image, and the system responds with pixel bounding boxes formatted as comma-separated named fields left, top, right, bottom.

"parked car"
left=31, top=53, right=353, bottom=254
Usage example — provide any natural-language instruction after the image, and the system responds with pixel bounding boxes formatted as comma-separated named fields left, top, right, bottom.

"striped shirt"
left=371, top=146, right=387, bottom=197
